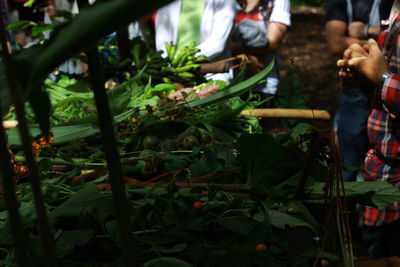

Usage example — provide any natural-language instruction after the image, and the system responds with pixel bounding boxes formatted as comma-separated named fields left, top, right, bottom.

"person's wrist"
left=381, top=71, right=391, bottom=83
left=364, top=24, right=370, bottom=39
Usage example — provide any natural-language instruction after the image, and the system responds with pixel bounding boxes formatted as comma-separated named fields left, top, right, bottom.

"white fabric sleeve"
left=155, top=1, right=180, bottom=53
left=269, top=0, right=291, bottom=27
left=197, top=0, right=236, bottom=59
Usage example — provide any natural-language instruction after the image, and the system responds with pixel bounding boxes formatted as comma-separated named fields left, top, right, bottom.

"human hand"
left=246, top=54, right=265, bottom=76
left=348, top=21, right=368, bottom=39
left=40, top=4, right=57, bottom=18
left=337, top=39, right=388, bottom=85
left=337, top=43, right=368, bottom=81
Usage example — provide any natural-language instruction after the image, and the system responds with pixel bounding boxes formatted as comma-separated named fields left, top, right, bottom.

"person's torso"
left=349, top=0, right=377, bottom=23
left=233, top=1, right=275, bottom=63
left=366, top=14, right=400, bottom=174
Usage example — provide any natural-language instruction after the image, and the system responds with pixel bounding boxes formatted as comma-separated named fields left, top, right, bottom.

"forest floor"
left=275, top=6, right=341, bottom=130
left=278, top=6, right=370, bottom=259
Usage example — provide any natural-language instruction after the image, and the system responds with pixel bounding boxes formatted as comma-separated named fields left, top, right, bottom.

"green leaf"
left=28, top=88, right=51, bottom=136
left=55, top=230, right=94, bottom=258
left=144, top=257, right=192, bottom=267
left=227, top=65, right=247, bottom=88
left=49, top=184, right=114, bottom=222
left=155, top=243, right=187, bottom=254
left=187, top=60, right=274, bottom=108
left=237, top=133, right=302, bottom=192
left=268, top=209, right=315, bottom=232
left=217, top=217, right=258, bottom=236
left=310, top=181, right=400, bottom=210
left=7, top=108, right=136, bottom=145
left=6, top=20, right=34, bottom=31
left=23, top=0, right=36, bottom=8
left=107, top=79, right=138, bottom=114
left=140, top=120, right=188, bottom=139
left=13, top=0, right=175, bottom=96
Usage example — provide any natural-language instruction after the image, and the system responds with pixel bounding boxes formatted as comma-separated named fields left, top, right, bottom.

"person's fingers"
left=343, top=49, right=352, bottom=59
left=339, top=70, right=354, bottom=79
left=344, top=44, right=368, bottom=59
left=337, top=59, right=348, bottom=68
left=348, top=56, right=367, bottom=67
left=363, top=44, right=370, bottom=54
left=366, top=38, right=381, bottom=56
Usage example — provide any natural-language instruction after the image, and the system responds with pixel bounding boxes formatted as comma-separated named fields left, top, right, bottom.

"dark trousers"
left=334, top=83, right=371, bottom=181
left=363, top=219, right=400, bottom=259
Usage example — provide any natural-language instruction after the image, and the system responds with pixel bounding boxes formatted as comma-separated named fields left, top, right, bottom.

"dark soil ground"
left=278, top=7, right=371, bottom=260
left=276, top=6, right=341, bottom=130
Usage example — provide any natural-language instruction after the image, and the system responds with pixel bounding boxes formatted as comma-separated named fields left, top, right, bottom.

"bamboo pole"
left=0, top=3, right=56, bottom=266
left=85, top=47, right=138, bottom=266
left=2, top=120, right=18, bottom=129
left=0, top=111, right=28, bottom=266
left=240, top=108, right=331, bottom=120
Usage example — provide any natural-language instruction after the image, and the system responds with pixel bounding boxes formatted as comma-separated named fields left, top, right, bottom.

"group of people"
left=4, top=0, right=400, bottom=260
left=327, top=0, right=400, bottom=260
left=4, top=0, right=291, bottom=102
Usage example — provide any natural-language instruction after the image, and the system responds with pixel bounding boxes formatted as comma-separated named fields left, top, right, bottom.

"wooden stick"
left=200, top=54, right=251, bottom=73
left=240, top=108, right=331, bottom=120
left=2, top=120, right=18, bottom=129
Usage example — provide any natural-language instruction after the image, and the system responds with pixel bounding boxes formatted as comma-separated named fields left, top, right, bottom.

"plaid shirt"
left=364, top=15, right=400, bottom=226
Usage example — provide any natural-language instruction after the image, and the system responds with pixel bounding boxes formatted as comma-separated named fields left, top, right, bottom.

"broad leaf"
left=310, top=181, right=400, bottom=210
left=268, top=209, right=315, bottom=232
left=56, top=229, right=94, bottom=258
left=7, top=108, right=135, bottom=145
left=227, top=65, right=247, bottom=88
left=144, top=257, right=192, bottom=267
left=27, top=89, right=51, bottom=137
left=237, top=133, right=302, bottom=192
left=49, top=184, right=114, bottom=221
left=217, top=217, right=259, bottom=236
left=187, top=60, right=274, bottom=108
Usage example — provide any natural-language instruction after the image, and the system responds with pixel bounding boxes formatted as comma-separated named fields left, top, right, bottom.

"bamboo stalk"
left=240, top=108, right=331, bottom=120
left=2, top=120, right=18, bottom=129
left=0, top=113, right=28, bottom=265
left=0, top=3, right=56, bottom=266
left=86, top=47, right=138, bottom=265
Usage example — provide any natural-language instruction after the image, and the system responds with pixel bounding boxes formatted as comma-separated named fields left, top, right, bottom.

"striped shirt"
left=364, top=14, right=400, bottom=226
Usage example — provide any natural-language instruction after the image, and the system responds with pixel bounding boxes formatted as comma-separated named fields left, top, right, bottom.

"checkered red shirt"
left=364, top=15, right=400, bottom=226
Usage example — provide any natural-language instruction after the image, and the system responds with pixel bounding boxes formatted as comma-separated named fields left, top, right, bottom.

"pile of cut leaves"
left=2, top=39, right=400, bottom=266
left=1, top=122, right=400, bottom=266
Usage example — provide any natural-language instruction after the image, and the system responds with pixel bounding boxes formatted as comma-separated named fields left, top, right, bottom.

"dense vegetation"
left=0, top=1, right=398, bottom=266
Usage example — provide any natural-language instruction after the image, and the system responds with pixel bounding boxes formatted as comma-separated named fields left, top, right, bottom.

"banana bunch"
left=162, top=41, right=209, bottom=85
left=130, top=40, right=209, bottom=85
left=130, top=42, right=169, bottom=81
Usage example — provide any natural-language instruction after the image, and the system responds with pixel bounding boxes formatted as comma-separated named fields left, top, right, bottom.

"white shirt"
left=155, top=0, right=236, bottom=61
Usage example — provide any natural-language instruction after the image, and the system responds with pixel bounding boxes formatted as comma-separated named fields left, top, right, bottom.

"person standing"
left=154, top=0, right=236, bottom=82
left=337, top=0, right=400, bottom=258
left=230, top=0, right=290, bottom=106
left=326, top=0, right=382, bottom=181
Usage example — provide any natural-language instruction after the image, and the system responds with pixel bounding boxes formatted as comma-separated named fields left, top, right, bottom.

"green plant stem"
left=15, top=155, right=107, bottom=167
left=0, top=4, right=56, bottom=266
left=295, top=131, right=315, bottom=199
left=86, top=47, right=138, bottom=265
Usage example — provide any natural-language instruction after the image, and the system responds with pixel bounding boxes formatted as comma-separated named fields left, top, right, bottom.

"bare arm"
left=325, top=20, right=367, bottom=56
left=240, top=22, right=288, bottom=55
left=348, top=21, right=380, bottom=40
